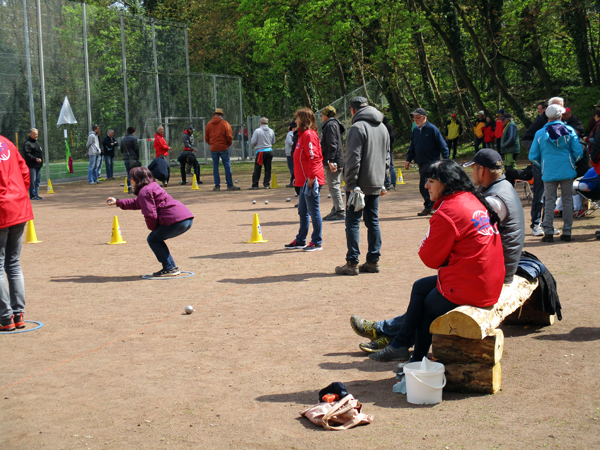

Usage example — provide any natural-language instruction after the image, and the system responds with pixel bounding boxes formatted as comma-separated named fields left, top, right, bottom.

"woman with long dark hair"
left=354, top=160, right=506, bottom=362
left=284, top=108, right=325, bottom=251
left=107, top=167, right=194, bottom=277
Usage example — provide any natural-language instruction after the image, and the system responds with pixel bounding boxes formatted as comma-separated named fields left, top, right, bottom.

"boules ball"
left=235, top=179, right=238, bottom=183
left=286, top=198, right=291, bottom=202
left=253, top=200, right=256, bottom=204
left=328, top=194, right=331, bottom=198
left=265, top=200, right=269, bottom=204
left=184, top=305, right=195, bottom=314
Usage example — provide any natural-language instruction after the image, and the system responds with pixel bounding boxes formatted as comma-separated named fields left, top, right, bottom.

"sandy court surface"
left=2, top=162, right=600, bottom=449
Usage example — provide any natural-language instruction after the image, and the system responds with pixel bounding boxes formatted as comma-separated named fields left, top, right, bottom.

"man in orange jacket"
left=205, top=108, right=240, bottom=191
left=154, top=126, right=170, bottom=158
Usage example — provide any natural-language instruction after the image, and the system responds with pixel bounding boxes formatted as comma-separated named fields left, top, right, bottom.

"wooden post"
left=432, top=329, right=503, bottom=365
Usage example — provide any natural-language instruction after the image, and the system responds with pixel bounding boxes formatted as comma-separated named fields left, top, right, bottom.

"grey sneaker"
left=322, top=212, right=337, bottom=221
left=368, top=345, right=410, bottom=362
left=359, top=337, right=390, bottom=353
left=152, top=267, right=180, bottom=277
left=213, top=186, right=220, bottom=191
left=227, top=186, right=240, bottom=191
left=359, top=261, right=380, bottom=273
left=350, top=315, right=379, bottom=340
left=333, top=212, right=346, bottom=220
left=335, top=261, right=358, bottom=276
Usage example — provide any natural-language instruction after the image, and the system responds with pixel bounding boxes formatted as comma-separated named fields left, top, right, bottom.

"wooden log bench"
left=429, top=275, right=554, bottom=394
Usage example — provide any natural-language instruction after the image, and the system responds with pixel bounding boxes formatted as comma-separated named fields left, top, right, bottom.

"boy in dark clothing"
left=149, top=155, right=170, bottom=187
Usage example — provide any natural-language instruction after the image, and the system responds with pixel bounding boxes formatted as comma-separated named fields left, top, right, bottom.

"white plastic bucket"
left=403, top=357, right=446, bottom=405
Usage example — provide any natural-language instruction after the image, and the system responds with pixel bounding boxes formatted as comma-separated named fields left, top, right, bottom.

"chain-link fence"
left=0, top=0, right=242, bottom=182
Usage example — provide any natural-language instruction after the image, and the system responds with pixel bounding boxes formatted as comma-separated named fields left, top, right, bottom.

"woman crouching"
left=107, top=167, right=194, bottom=277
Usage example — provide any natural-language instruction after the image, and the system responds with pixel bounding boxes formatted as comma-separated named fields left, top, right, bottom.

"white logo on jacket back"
left=0, top=142, right=10, bottom=162
left=309, top=141, right=314, bottom=159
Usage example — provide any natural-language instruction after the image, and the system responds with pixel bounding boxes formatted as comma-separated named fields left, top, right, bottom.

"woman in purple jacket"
left=107, top=167, right=194, bottom=277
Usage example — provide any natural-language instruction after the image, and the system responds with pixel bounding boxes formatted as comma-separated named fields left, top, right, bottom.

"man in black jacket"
left=149, top=155, right=170, bottom=187
left=320, top=106, right=346, bottom=221
left=102, top=129, right=118, bottom=180
left=120, top=127, right=140, bottom=194
left=22, top=128, right=44, bottom=200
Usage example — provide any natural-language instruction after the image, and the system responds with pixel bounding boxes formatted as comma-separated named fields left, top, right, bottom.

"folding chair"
left=575, top=189, right=600, bottom=217
left=514, top=178, right=533, bottom=203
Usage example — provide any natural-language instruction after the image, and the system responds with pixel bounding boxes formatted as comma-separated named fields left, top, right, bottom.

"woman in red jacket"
left=483, top=115, right=496, bottom=149
left=285, top=108, right=325, bottom=251
left=367, top=159, right=505, bottom=362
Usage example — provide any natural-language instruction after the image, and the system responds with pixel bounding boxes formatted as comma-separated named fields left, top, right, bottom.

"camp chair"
left=514, top=178, right=533, bottom=203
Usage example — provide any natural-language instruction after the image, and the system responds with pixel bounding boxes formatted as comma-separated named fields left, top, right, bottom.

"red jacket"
left=293, top=129, right=325, bottom=187
left=494, top=119, right=504, bottom=139
left=0, top=135, right=33, bottom=229
left=154, top=132, right=169, bottom=157
left=418, top=191, right=504, bottom=307
left=484, top=124, right=496, bottom=144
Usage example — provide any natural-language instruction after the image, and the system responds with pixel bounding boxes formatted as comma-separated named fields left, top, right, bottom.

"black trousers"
left=418, top=164, right=433, bottom=210
left=448, top=138, right=459, bottom=158
left=180, top=156, right=200, bottom=184
left=252, top=151, right=273, bottom=187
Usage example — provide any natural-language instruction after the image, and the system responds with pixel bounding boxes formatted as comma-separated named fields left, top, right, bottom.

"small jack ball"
left=235, top=180, right=238, bottom=183
left=184, top=305, right=195, bottom=314
left=265, top=200, right=269, bottom=204
left=253, top=200, right=256, bottom=204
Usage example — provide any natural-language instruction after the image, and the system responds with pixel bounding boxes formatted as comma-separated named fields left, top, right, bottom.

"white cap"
left=546, top=104, right=565, bottom=120
left=478, top=110, right=484, bottom=115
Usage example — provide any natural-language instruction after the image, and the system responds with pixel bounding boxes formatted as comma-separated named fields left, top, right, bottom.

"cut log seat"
left=430, top=275, right=540, bottom=340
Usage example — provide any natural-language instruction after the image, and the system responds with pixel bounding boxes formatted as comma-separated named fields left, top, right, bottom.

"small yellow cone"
left=246, top=213, right=268, bottom=243
left=191, top=175, right=200, bottom=190
left=123, top=177, right=128, bottom=193
left=46, top=179, right=55, bottom=194
left=397, top=168, right=405, bottom=185
left=25, top=220, right=42, bottom=244
left=341, top=179, right=345, bottom=187
left=271, top=173, right=279, bottom=188
left=107, top=215, right=126, bottom=245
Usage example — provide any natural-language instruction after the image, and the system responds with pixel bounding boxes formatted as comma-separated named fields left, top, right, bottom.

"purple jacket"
left=116, top=182, right=194, bottom=230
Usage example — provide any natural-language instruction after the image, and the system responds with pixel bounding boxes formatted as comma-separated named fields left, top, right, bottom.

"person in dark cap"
left=320, top=105, right=346, bottom=220
left=464, top=149, right=525, bottom=283
left=335, top=96, right=390, bottom=275
left=404, top=107, right=449, bottom=216
left=499, top=113, right=520, bottom=170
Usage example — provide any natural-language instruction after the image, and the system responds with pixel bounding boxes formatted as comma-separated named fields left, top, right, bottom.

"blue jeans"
left=147, top=218, right=193, bottom=270
left=296, top=184, right=322, bottom=246
left=96, top=154, right=104, bottom=179
left=105, top=155, right=114, bottom=179
left=29, top=167, right=41, bottom=198
left=345, top=194, right=381, bottom=264
left=390, top=276, right=457, bottom=361
left=211, top=150, right=233, bottom=188
left=385, top=155, right=396, bottom=187
left=286, top=156, right=294, bottom=183
left=124, top=160, right=131, bottom=188
left=376, top=314, right=415, bottom=348
left=88, top=154, right=99, bottom=183
left=0, top=222, right=26, bottom=322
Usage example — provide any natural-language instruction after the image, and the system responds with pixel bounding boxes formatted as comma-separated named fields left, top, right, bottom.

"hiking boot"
left=197, top=180, right=203, bottom=184
left=417, top=209, right=432, bottom=216
left=560, top=234, right=572, bottom=242
left=152, top=267, right=180, bottom=277
left=542, top=234, right=554, bottom=243
left=359, top=261, right=380, bottom=273
left=368, top=345, right=410, bottom=362
left=335, top=261, right=358, bottom=276
left=322, top=212, right=337, bottom=221
left=227, top=186, right=240, bottom=191
left=350, top=315, right=379, bottom=340
left=359, top=337, right=390, bottom=353
left=286, top=183, right=294, bottom=188
left=333, top=212, right=346, bottom=221
left=213, top=186, right=220, bottom=191
left=13, top=312, right=25, bottom=329
left=303, top=242, right=322, bottom=252
left=284, top=239, right=305, bottom=249
left=0, top=316, right=15, bottom=332
left=248, top=186, right=259, bottom=190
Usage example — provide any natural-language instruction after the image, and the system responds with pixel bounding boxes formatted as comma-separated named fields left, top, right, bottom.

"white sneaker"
left=553, top=228, right=561, bottom=235
left=532, top=225, right=544, bottom=236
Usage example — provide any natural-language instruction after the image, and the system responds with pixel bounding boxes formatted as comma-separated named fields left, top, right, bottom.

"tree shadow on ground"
left=500, top=324, right=550, bottom=338
left=227, top=207, right=290, bottom=212
left=50, top=275, right=142, bottom=283
left=236, top=221, right=298, bottom=227
left=218, top=272, right=335, bottom=284
left=191, top=249, right=289, bottom=259
left=532, top=327, right=600, bottom=342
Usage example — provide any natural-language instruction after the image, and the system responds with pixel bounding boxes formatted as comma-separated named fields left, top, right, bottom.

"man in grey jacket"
left=86, top=124, right=101, bottom=185
left=335, top=97, right=390, bottom=276
left=249, top=117, right=276, bottom=189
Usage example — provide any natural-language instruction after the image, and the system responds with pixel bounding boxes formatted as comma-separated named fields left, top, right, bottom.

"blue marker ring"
left=142, top=271, right=194, bottom=280
left=0, top=320, right=44, bottom=334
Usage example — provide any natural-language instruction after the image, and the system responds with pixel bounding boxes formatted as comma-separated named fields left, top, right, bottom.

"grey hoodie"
left=251, top=124, right=276, bottom=151
left=344, top=106, right=390, bottom=195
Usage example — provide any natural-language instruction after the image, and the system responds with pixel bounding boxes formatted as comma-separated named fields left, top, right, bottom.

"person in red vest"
left=0, top=135, right=34, bottom=331
left=154, top=126, right=170, bottom=158
left=495, top=109, right=505, bottom=152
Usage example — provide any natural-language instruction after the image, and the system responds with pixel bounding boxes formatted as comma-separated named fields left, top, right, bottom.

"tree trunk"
left=401, top=72, right=419, bottom=108
left=444, top=362, right=501, bottom=394
left=448, top=59, right=473, bottom=134
left=432, top=329, right=504, bottom=365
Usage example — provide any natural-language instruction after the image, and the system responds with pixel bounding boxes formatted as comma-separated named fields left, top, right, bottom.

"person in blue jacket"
left=404, top=108, right=449, bottom=216
left=529, top=104, right=583, bottom=243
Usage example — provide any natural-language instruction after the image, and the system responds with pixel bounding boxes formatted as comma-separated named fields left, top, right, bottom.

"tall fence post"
left=22, top=0, right=35, bottom=128
left=213, top=75, right=217, bottom=110
left=35, top=0, right=49, bottom=182
left=184, top=25, right=193, bottom=123
left=238, top=77, right=243, bottom=158
left=120, top=11, right=129, bottom=130
left=202, top=118, right=207, bottom=162
left=151, top=20, right=162, bottom=128
left=82, top=3, right=92, bottom=131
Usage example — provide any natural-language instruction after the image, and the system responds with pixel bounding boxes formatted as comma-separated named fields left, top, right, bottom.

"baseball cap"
left=501, top=113, right=512, bottom=120
left=451, top=113, right=457, bottom=118
left=411, top=107, right=427, bottom=116
left=463, top=148, right=503, bottom=169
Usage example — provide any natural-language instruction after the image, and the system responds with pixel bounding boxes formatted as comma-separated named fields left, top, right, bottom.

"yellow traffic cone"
left=271, top=173, right=279, bottom=188
left=46, top=179, right=55, bottom=194
left=123, top=177, right=128, bottom=193
left=25, top=220, right=42, bottom=244
left=191, top=175, right=200, bottom=190
left=245, top=213, right=268, bottom=243
left=341, top=179, right=346, bottom=187
left=397, top=168, right=406, bottom=185
left=107, top=215, right=126, bottom=245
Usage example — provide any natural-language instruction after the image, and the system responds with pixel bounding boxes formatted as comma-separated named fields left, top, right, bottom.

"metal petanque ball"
left=235, top=179, right=238, bottom=183
left=286, top=198, right=291, bottom=202
left=253, top=200, right=256, bottom=204
left=265, top=200, right=269, bottom=205
left=328, top=194, right=331, bottom=198
left=184, top=305, right=195, bottom=314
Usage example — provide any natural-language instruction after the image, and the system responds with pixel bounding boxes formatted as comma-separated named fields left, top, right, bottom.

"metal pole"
left=35, top=0, right=49, bottom=182
left=213, top=75, right=217, bottom=110
left=202, top=118, right=207, bottom=162
left=344, top=97, right=347, bottom=129
left=151, top=20, right=162, bottom=127
left=238, top=77, right=243, bottom=157
left=82, top=3, right=92, bottom=131
left=184, top=26, right=193, bottom=123
left=120, top=11, right=129, bottom=129
left=246, top=116, right=252, bottom=160
left=22, top=0, right=35, bottom=128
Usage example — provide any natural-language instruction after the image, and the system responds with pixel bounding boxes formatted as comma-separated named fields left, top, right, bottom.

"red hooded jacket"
left=0, top=135, right=33, bottom=229
left=418, top=191, right=505, bottom=307
left=154, top=132, right=169, bottom=157
left=293, top=128, right=325, bottom=187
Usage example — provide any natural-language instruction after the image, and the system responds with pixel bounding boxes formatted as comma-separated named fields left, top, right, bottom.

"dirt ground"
left=2, top=160, right=600, bottom=450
